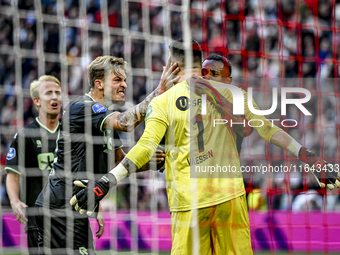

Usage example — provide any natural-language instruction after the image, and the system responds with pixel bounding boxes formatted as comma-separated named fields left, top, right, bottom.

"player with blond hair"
left=6, top=75, right=62, bottom=255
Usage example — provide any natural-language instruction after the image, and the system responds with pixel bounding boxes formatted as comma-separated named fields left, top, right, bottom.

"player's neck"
left=88, top=90, right=107, bottom=106
left=38, top=114, right=59, bottom=131
left=176, top=69, right=201, bottom=83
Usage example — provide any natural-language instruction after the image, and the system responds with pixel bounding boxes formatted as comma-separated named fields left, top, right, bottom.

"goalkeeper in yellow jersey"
left=70, top=40, right=340, bottom=255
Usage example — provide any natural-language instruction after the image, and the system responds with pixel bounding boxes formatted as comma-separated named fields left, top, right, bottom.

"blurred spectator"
left=292, top=190, right=323, bottom=211
left=44, top=23, right=59, bottom=53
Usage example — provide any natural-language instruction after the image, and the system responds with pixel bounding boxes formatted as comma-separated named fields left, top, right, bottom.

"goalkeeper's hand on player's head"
left=298, top=147, right=340, bottom=190
left=70, top=173, right=117, bottom=216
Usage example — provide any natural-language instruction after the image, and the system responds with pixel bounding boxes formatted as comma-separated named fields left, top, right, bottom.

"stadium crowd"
left=1, top=0, right=340, bottom=212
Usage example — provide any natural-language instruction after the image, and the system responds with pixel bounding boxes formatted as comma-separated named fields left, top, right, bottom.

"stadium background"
left=0, top=0, right=339, bottom=254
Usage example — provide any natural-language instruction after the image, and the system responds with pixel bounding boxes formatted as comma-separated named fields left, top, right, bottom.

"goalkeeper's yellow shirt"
left=126, top=79, right=281, bottom=212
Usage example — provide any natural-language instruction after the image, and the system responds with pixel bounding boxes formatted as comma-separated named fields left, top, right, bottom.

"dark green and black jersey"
left=5, top=118, right=60, bottom=230
left=36, top=94, right=123, bottom=209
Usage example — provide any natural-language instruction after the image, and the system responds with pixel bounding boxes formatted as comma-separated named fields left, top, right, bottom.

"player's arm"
left=190, top=75, right=252, bottom=137
left=70, top=117, right=167, bottom=215
left=114, top=145, right=165, bottom=171
left=114, top=147, right=126, bottom=166
left=270, top=131, right=293, bottom=151
left=96, top=203, right=104, bottom=238
left=271, top=130, right=340, bottom=190
left=103, top=58, right=179, bottom=132
left=6, top=172, right=28, bottom=224
left=240, top=89, right=339, bottom=190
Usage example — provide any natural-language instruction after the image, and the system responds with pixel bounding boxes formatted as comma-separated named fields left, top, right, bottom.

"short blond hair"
left=88, top=56, right=127, bottom=90
left=30, top=75, right=61, bottom=100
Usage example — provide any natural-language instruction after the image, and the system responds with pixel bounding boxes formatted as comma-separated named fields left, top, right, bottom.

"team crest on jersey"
left=92, top=103, right=107, bottom=113
left=176, top=96, right=189, bottom=111
left=36, top=140, right=42, bottom=148
left=79, top=247, right=88, bottom=255
left=6, top=148, right=15, bottom=160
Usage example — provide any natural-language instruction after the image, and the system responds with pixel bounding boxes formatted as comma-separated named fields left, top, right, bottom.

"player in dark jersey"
left=5, top=75, right=62, bottom=255
left=35, top=55, right=179, bottom=254
left=202, top=54, right=252, bottom=153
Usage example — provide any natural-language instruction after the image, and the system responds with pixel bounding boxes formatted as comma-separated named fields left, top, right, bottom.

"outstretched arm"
left=103, top=57, right=179, bottom=132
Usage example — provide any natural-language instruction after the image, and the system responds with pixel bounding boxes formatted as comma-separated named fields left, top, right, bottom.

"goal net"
left=0, top=0, right=339, bottom=254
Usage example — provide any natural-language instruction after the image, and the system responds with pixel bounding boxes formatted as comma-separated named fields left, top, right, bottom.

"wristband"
left=109, top=163, right=128, bottom=183
left=287, top=139, right=302, bottom=157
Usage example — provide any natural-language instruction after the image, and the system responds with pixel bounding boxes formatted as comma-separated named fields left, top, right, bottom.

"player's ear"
left=33, top=97, right=40, bottom=107
left=94, top=79, right=104, bottom=90
left=226, top=77, right=232, bottom=84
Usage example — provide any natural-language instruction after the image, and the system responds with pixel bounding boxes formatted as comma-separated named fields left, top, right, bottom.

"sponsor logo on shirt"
left=6, top=148, right=16, bottom=160
left=92, top=103, right=107, bottom=113
left=36, top=140, right=42, bottom=148
left=37, top=153, right=55, bottom=170
left=176, top=96, right=189, bottom=111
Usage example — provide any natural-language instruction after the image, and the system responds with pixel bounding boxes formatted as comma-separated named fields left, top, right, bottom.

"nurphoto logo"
left=201, top=84, right=312, bottom=128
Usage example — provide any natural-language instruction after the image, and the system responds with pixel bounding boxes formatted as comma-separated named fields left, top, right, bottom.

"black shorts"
left=27, top=229, right=39, bottom=255
left=26, top=210, right=40, bottom=255
left=35, top=206, right=95, bottom=255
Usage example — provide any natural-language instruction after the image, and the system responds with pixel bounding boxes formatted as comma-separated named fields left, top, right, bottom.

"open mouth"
left=51, top=102, right=59, bottom=108
left=118, top=91, right=125, bottom=96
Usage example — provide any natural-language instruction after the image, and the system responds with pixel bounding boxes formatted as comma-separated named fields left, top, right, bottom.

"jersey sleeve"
left=125, top=97, right=168, bottom=169
left=145, top=96, right=169, bottom=126
left=5, top=133, right=21, bottom=175
left=69, top=102, right=116, bottom=133
left=113, top=130, right=123, bottom=150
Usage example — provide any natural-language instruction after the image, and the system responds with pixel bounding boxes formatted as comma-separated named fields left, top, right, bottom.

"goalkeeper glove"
left=70, top=173, right=117, bottom=216
left=298, top=147, right=340, bottom=190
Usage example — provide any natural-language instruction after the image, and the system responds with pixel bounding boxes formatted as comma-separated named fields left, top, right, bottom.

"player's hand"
left=150, top=149, right=166, bottom=171
left=155, top=149, right=166, bottom=171
left=10, top=200, right=28, bottom=224
left=190, top=74, right=215, bottom=98
left=190, top=74, right=252, bottom=137
left=96, top=204, right=105, bottom=238
left=298, top=147, right=340, bottom=190
left=70, top=173, right=117, bottom=216
left=154, top=149, right=165, bottom=165
left=139, top=149, right=166, bottom=172
left=189, top=74, right=230, bottom=115
left=190, top=74, right=209, bottom=91
left=156, top=56, right=180, bottom=94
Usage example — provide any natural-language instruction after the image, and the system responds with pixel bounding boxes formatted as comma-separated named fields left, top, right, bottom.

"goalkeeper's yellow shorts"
left=170, top=194, right=253, bottom=255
